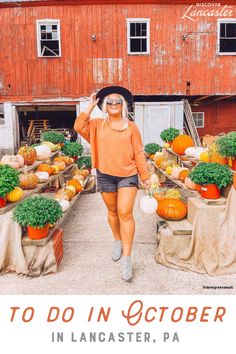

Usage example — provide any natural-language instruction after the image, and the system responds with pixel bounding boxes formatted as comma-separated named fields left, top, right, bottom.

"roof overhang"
left=134, top=95, right=236, bottom=105
left=1, top=0, right=236, bottom=9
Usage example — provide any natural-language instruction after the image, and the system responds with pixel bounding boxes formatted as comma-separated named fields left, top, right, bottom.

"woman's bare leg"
left=117, top=187, right=138, bottom=256
left=101, top=192, right=121, bottom=241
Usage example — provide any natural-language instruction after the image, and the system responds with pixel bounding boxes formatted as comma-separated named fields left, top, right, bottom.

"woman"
left=74, top=86, right=150, bottom=282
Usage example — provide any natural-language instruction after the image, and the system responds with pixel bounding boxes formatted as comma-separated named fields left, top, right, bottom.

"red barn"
left=0, top=0, right=236, bottom=153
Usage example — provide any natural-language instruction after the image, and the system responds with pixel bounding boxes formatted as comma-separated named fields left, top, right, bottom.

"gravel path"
left=0, top=190, right=236, bottom=295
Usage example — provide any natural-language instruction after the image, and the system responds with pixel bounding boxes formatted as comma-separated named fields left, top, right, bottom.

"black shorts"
left=96, top=169, right=139, bottom=193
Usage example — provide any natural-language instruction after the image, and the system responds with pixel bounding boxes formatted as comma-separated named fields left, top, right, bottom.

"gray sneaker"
left=121, top=256, right=133, bottom=282
left=112, top=240, right=122, bottom=262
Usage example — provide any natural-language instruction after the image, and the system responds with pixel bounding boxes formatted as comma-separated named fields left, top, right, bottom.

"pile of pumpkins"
left=160, top=134, right=227, bottom=165
left=140, top=187, right=187, bottom=221
left=34, top=155, right=74, bottom=183
left=54, top=168, right=89, bottom=212
left=168, top=135, right=228, bottom=165
left=1, top=145, right=53, bottom=204
left=0, top=143, right=53, bottom=169
left=153, top=151, right=203, bottom=192
left=71, top=166, right=90, bottom=186
left=154, top=153, right=191, bottom=184
left=1, top=145, right=76, bottom=205
left=19, top=155, right=74, bottom=190
left=140, top=172, right=188, bottom=221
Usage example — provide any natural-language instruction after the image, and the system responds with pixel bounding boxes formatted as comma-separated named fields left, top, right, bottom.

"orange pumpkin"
left=67, top=179, right=83, bottom=193
left=63, top=156, right=74, bottom=165
left=50, top=165, right=60, bottom=174
left=37, top=164, right=53, bottom=175
left=54, top=161, right=66, bottom=171
left=171, top=135, right=195, bottom=155
left=179, top=169, right=189, bottom=182
left=54, top=156, right=73, bottom=165
left=18, top=146, right=37, bottom=166
left=157, top=198, right=187, bottom=220
left=155, top=156, right=165, bottom=168
left=233, top=173, right=236, bottom=190
left=210, top=152, right=228, bottom=165
left=19, top=172, right=39, bottom=190
left=209, top=144, right=228, bottom=165
left=54, top=156, right=66, bottom=164
left=77, top=169, right=90, bottom=177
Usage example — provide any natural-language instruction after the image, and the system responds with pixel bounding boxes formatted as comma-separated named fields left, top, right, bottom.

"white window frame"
left=192, top=112, right=204, bottom=128
left=36, top=19, right=61, bottom=58
left=0, top=104, right=5, bottom=127
left=217, top=18, right=236, bottom=56
left=127, top=18, right=150, bottom=55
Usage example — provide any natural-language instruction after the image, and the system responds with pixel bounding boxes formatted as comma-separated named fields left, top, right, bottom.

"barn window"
left=127, top=19, right=150, bottom=55
left=36, top=20, right=61, bottom=57
left=218, top=19, right=236, bottom=55
left=0, top=104, right=4, bottom=126
left=192, top=112, right=204, bottom=128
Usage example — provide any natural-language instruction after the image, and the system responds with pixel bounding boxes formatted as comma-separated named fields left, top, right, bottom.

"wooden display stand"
left=0, top=151, right=92, bottom=277
left=21, top=176, right=89, bottom=246
left=150, top=149, right=235, bottom=235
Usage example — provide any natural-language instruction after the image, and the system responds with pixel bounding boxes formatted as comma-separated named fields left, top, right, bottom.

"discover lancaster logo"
left=181, top=3, right=234, bottom=21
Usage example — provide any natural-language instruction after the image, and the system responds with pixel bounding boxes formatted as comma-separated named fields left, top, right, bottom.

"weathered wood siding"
left=192, top=102, right=236, bottom=136
left=0, top=3, right=236, bottom=100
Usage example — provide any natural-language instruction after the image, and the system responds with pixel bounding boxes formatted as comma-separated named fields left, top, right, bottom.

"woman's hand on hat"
left=84, top=93, right=99, bottom=116
left=89, top=92, right=99, bottom=109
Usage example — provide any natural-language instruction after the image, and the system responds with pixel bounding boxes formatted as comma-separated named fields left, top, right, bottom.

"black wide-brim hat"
left=96, top=86, right=133, bottom=111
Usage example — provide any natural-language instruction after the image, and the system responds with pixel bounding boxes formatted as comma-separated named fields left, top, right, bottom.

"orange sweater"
left=74, top=112, right=150, bottom=181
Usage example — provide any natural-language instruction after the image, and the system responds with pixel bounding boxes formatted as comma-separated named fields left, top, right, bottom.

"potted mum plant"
left=144, top=143, right=162, bottom=159
left=13, top=195, right=63, bottom=239
left=160, top=128, right=180, bottom=147
left=61, top=142, right=83, bottom=161
left=76, top=156, right=92, bottom=172
left=0, top=165, right=20, bottom=208
left=189, top=162, right=233, bottom=199
left=216, top=132, right=236, bottom=170
left=41, top=131, right=65, bottom=145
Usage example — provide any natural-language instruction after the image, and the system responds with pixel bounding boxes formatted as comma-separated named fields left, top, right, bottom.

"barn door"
left=144, top=105, right=171, bottom=146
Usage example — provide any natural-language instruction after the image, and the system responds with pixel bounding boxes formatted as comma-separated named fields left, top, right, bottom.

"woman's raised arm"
left=73, top=93, right=99, bottom=143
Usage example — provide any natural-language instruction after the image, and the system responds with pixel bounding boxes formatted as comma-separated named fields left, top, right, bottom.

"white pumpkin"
left=185, top=147, right=206, bottom=159
left=1, top=155, right=11, bottom=164
left=171, top=167, right=188, bottom=180
left=139, top=195, right=158, bottom=215
left=185, top=147, right=196, bottom=157
left=58, top=199, right=70, bottom=212
left=193, top=148, right=207, bottom=160
left=35, top=171, right=49, bottom=183
left=34, top=145, right=51, bottom=160
left=16, top=154, right=25, bottom=167
left=1, top=155, right=20, bottom=169
left=41, top=141, right=58, bottom=152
